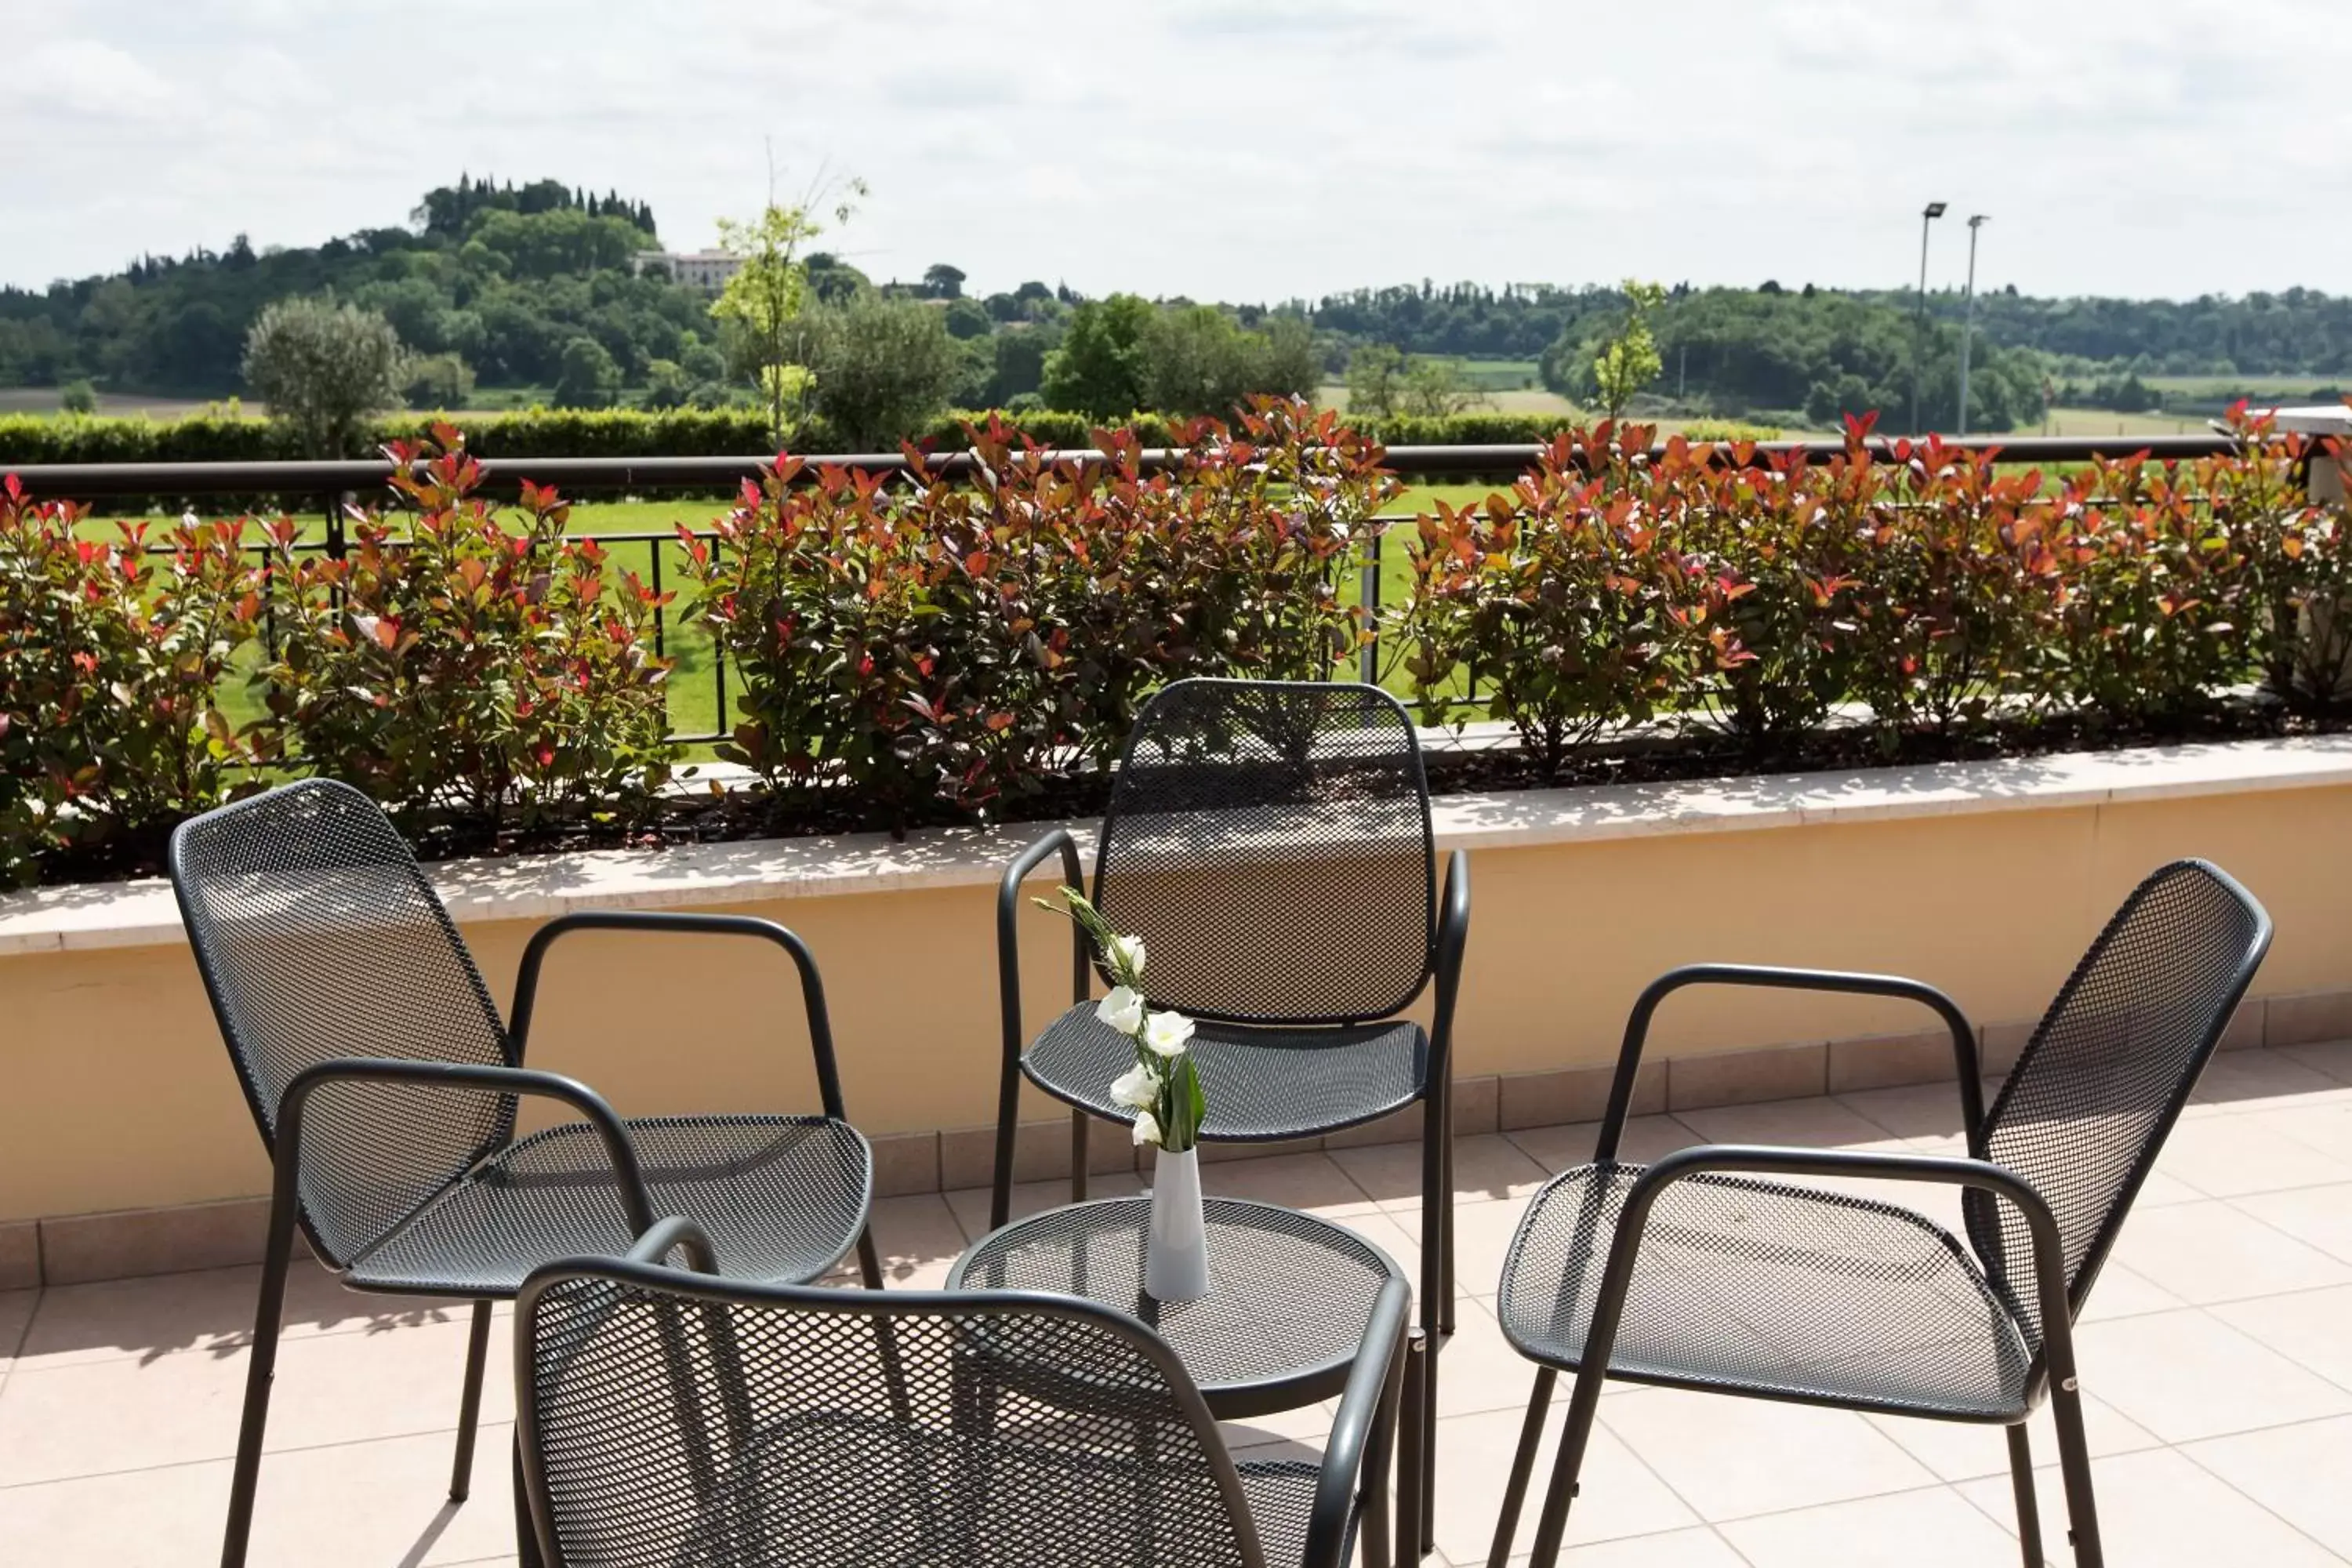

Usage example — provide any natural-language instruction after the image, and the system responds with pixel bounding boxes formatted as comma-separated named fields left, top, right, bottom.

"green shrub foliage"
left=2, top=401, right=2348, bottom=886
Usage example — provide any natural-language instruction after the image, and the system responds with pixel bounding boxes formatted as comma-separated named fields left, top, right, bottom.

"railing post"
left=1359, top=528, right=1382, bottom=687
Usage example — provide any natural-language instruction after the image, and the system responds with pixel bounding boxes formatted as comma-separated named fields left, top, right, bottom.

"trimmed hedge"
left=0, top=405, right=1776, bottom=470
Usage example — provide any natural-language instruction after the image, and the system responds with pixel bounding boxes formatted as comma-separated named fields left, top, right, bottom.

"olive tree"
left=241, top=296, right=406, bottom=456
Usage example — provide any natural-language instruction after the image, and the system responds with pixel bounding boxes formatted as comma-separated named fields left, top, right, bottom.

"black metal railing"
left=8, top=434, right=2249, bottom=746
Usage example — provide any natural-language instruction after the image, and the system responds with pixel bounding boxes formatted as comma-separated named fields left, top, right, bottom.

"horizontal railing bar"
left=4, top=433, right=2247, bottom=498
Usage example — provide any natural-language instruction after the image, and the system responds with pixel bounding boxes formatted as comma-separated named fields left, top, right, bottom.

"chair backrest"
left=1092, top=679, right=1436, bottom=1026
left=517, top=1260, right=1270, bottom=1568
left=1967, top=858, right=2270, bottom=1334
left=169, top=779, right=515, bottom=1269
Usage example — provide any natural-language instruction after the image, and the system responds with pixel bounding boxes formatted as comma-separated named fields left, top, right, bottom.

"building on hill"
left=630, top=250, right=742, bottom=293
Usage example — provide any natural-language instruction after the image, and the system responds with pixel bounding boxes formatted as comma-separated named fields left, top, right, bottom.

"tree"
left=1040, top=294, right=1156, bottom=417
left=922, top=263, right=967, bottom=300
left=1592, top=279, right=1666, bottom=420
left=401, top=352, right=476, bottom=408
left=1399, top=356, right=1480, bottom=417
left=554, top=336, right=622, bottom=408
left=57, top=379, right=97, bottom=415
left=641, top=358, right=691, bottom=409
left=241, top=296, right=407, bottom=456
left=1345, top=344, right=1404, bottom=416
left=983, top=328, right=1052, bottom=406
left=710, top=180, right=865, bottom=437
left=805, top=294, right=963, bottom=448
left=943, top=297, right=993, bottom=340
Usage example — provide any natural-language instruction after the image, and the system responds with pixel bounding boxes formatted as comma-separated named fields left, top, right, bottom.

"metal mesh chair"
left=994, top=679, right=1469, bottom=1544
left=1486, top=859, right=2270, bottom=1568
left=169, top=779, right=880, bottom=1568
left=515, top=1216, right=1411, bottom=1568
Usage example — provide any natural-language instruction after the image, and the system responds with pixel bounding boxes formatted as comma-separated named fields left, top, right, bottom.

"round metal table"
left=948, top=1194, right=1406, bottom=1421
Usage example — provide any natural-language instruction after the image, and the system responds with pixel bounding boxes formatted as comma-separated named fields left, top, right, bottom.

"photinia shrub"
left=0, top=477, right=264, bottom=884
left=257, top=426, right=677, bottom=833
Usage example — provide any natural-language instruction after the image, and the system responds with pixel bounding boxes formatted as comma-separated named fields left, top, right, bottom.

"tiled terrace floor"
left=13, top=1041, right=2352, bottom=1566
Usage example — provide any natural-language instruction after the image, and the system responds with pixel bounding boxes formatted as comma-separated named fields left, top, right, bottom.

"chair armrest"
left=1428, top=850, right=1471, bottom=1069
left=278, top=1057, right=659, bottom=1240
left=996, top=828, right=1087, bottom=1070
left=1592, top=1145, right=2077, bottom=1395
left=1596, top=964, right=1983, bottom=1160
left=510, top=910, right=850, bottom=1122
left=625, top=1214, right=721, bottom=1273
left=1304, top=1275, right=1412, bottom=1568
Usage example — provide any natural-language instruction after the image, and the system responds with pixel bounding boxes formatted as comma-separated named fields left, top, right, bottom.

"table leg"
left=1399, top=1327, right=1428, bottom=1563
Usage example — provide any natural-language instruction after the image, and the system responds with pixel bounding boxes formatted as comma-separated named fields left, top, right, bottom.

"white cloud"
left=1, top=0, right=2344, bottom=300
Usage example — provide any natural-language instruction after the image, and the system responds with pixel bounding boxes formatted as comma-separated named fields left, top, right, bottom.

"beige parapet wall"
left=5, top=735, right=2352, bottom=1287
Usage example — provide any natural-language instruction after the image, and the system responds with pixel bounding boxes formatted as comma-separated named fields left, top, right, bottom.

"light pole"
left=1912, top=201, right=1946, bottom=435
left=1957, top=213, right=1989, bottom=437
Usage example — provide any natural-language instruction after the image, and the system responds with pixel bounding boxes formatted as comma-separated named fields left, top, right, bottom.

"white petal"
left=1143, top=1011, right=1196, bottom=1058
left=1109, top=1062, right=1158, bottom=1109
left=1095, top=985, right=1145, bottom=1036
left=1131, top=1110, right=1160, bottom=1146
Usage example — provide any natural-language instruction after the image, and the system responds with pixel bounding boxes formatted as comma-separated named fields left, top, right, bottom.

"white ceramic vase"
left=1145, top=1145, right=1211, bottom=1301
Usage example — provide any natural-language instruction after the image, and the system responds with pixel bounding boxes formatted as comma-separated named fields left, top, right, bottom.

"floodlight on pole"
left=1957, top=214, right=1990, bottom=437
left=1912, top=202, right=1947, bottom=436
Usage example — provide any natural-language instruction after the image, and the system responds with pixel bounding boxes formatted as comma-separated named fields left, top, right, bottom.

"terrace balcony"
left=9, top=1044, right=2352, bottom=1567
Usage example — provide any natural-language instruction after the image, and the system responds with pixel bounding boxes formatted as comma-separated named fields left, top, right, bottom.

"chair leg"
left=856, top=1226, right=887, bottom=1290
left=448, top=1300, right=494, bottom=1502
left=513, top=1433, right=546, bottom=1568
left=989, top=1057, right=1022, bottom=1232
left=2050, top=1382, right=2106, bottom=1568
left=1362, top=1325, right=1406, bottom=1568
left=1439, top=1105, right=1457, bottom=1338
left=1525, top=1360, right=1609, bottom=1568
left=2005, top=1422, right=2044, bottom=1567
left=1486, top=1368, right=1557, bottom=1568
left=220, top=1185, right=301, bottom=1568
left=1071, top=1107, right=1090, bottom=1203
left=1397, top=1329, right=1426, bottom=1563
left=1418, top=1078, right=1447, bottom=1544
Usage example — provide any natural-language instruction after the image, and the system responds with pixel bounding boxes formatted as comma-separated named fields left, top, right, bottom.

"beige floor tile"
left=2107, top=1200, right=2352, bottom=1305
left=1721, top=1484, right=2024, bottom=1567
left=1330, top=1133, right=1550, bottom=1213
left=2278, top=1040, right=2352, bottom=1084
left=2190, top=1050, right=2352, bottom=1114
left=1835, top=1080, right=2003, bottom=1143
left=1505, top=1116, right=1697, bottom=1176
left=941, top=1169, right=1144, bottom=1236
left=816, top=1193, right=971, bottom=1290
left=1222, top=1396, right=1335, bottom=1452
left=1428, top=1399, right=1700, bottom=1565
left=2212, top=1283, right=2352, bottom=1392
left=1544, top=1525, right=1750, bottom=1566
left=0, top=1423, right=523, bottom=1568
left=2074, top=1260, right=2188, bottom=1324
left=2240, top=1102, right=2352, bottom=1163
left=1383, top=1199, right=1529, bottom=1301
left=2183, top=1414, right=2352, bottom=1559
left=0, top=1287, right=36, bottom=1368
left=2071, top=1306, right=2352, bottom=1443
left=1430, top=1297, right=1553, bottom=1421
left=2155, top=1114, right=2352, bottom=1197
left=0, top=1313, right=509, bottom=1486
left=1598, top=1385, right=1938, bottom=1521
left=1674, top=1095, right=1893, bottom=1150
left=1864, top=1393, right=2161, bottom=1483
left=1956, top=1445, right=2345, bottom=1567
left=1197, top=1151, right=1383, bottom=1216
left=2231, top=1185, right=2352, bottom=1268
left=13, top=1261, right=474, bottom=1371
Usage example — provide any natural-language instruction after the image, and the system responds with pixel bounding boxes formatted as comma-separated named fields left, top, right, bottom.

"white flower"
left=1096, top=985, right=1145, bottom=1036
left=1142, top=1010, right=1196, bottom=1058
left=1131, top=1109, right=1161, bottom=1146
left=1109, top=934, right=1146, bottom=978
left=1109, top=1062, right=1159, bottom=1110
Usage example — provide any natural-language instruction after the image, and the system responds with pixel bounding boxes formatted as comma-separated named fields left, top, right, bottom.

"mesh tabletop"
left=950, top=1196, right=1403, bottom=1416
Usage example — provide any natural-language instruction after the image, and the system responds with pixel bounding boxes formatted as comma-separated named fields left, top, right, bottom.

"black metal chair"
left=515, top=1214, right=1412, bottom=1568
left=1486, top=858, right=2271, bottom=1568
left=995, top=677, right=1469, bottom=1541
left=169, top=779, right=880, bottom=1568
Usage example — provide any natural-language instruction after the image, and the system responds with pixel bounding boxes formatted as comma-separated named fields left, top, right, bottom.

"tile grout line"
left=0, top=1416, right=521, bottom=1493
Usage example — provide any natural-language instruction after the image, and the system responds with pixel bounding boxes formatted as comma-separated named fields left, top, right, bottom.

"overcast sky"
left=8, top=0, right=2345, bottom=303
